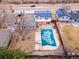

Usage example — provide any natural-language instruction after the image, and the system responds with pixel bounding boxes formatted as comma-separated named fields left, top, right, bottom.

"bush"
left=0, top=23, right=7, bottom=29
left=0, top=47, right=27, bottom=59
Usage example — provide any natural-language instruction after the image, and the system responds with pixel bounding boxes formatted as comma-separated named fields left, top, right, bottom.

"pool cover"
left=41, top=29, right=56, bottom=46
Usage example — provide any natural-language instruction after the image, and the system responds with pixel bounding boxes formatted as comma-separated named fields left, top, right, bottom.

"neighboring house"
left=56, top=8, right=71, bottom=21
left=35, top=11, right=52, bottom=22
left=69, top=12, right=79, bottom=22
left=56, top=8, right=79, bottom=22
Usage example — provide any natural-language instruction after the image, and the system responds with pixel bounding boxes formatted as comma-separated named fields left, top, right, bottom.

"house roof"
left=69, top=13, right=79, bottom=20
left=56, top=9, right=71, bottom=18
left=56, top=8, right=79, bottom=21
left=35, top=11, right=52, bottom=18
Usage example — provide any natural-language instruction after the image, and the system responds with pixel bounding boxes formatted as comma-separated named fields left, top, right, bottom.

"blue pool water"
left=41, top=29, right=56, bottom=46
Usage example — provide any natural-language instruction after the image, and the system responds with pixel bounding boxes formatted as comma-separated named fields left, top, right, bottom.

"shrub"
left=0, top=47, right=27, bottom=59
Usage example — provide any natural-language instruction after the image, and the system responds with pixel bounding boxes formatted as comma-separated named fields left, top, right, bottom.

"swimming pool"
left=41, top=29, right=57, bottom=46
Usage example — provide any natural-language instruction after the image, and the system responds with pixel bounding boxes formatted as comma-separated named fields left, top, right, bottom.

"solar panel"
left=35, top=11, right=52, bottom=18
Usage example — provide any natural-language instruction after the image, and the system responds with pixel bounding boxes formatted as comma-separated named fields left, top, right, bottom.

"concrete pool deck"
left=31, top=23, right=64, bottom=56
left=35, top=24, right=60, bottom=50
